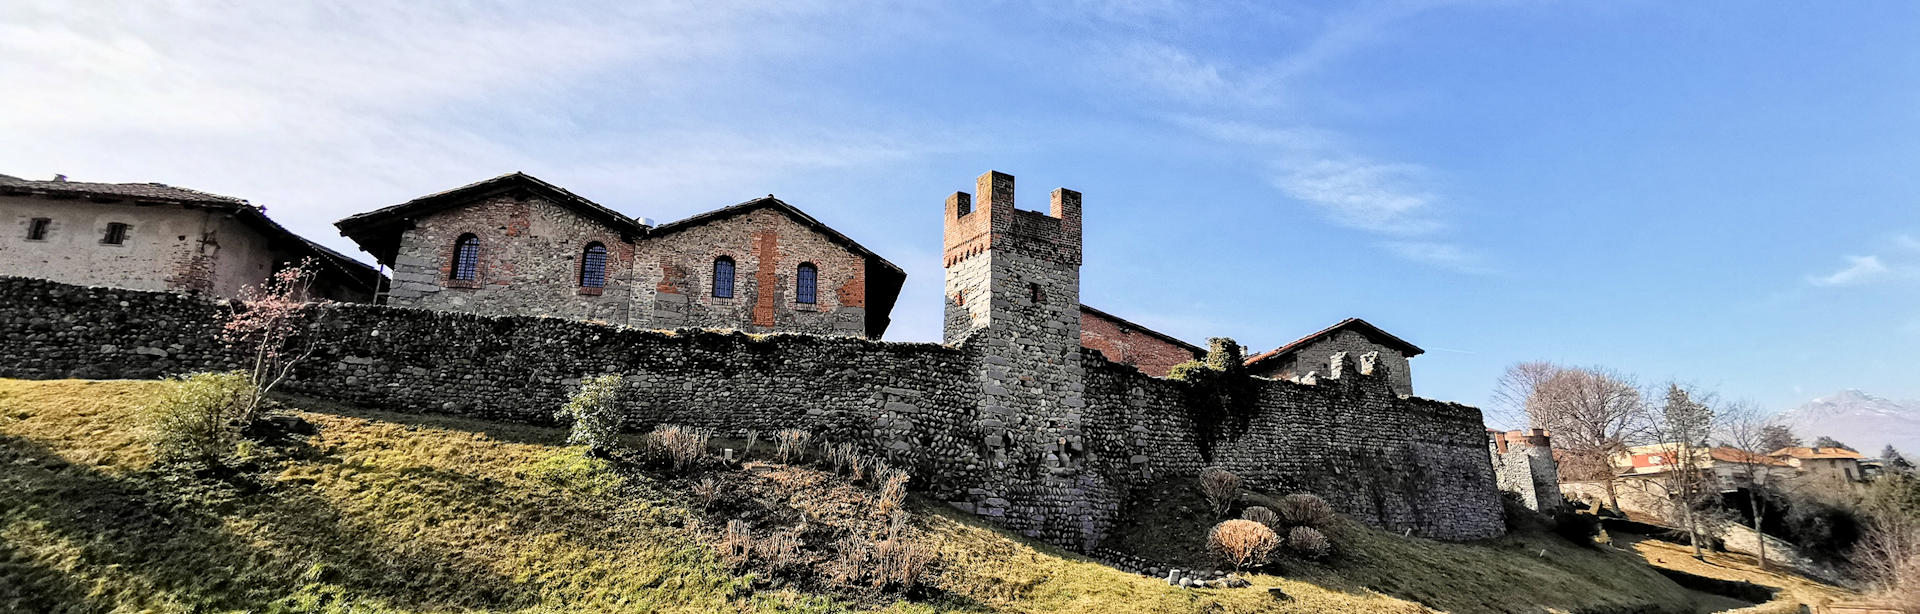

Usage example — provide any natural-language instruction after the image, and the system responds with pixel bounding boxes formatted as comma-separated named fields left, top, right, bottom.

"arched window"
left=579, top=242, right=607, bottom=288
left=450, top=234, right=480, bottom=281
left=712, top=256, right=735, bottom=298
left=795, top=263, right=817, bottom=304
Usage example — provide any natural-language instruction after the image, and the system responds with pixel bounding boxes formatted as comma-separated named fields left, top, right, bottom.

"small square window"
left=26, top=218, right=50, bottom=241
left=102, top=222, right=130, bottom=245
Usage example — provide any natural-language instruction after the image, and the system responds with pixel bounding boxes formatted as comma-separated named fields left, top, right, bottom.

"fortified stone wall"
left=1490, top=429, right=1566, bottom=512
left=1082, top=349, right=1505, bottom=540
left=0, top=271, right=1509, bottom=546
left=383, top=193, right=639, bottom=324
left=638, top=207, right=867, bottom=337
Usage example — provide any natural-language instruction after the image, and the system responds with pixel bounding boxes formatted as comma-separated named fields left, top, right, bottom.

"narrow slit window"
left=796, top=263, right=817, bottom=304
left=451, top=234, right=480, bottom=281
left=26, top=218, right=50, bottom=241
left=580, top=242, right=607, bottom=288
left=713, top=256, right=735, bottom=298
left=102, top=222, right=130, bottom=245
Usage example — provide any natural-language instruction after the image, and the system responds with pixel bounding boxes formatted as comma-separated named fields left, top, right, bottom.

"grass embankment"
left=1109, top=479, right=1700, bottom=614
left=0, top=378, right=1742, bottom=613
left=1614, top=531, right=1862, bottom=614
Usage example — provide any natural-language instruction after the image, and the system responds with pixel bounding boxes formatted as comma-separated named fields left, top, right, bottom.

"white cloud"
left=1381, top=241, right=1493, bottom=274
left=1896, top=234, right=1920, bottom=251
left=1274, top=158, right=1443, bottom=236
left=0, top=1, right=956, bottom=262
left=1808, top=255, right=1890, bottom=287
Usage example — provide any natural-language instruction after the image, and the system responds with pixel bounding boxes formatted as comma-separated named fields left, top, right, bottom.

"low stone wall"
left=0, top=276, right=1507, bottom=544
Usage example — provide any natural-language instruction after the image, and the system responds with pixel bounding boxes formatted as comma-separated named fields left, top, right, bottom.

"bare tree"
left=1527, top=366, right=1647, bottom=510
left=1645, top=382, right=1720, bottom=559
left=1490, top=361, right=1562, bottom=430
left=1719, top=401, right=1785, bottom=570
left=222, top=259, right=320, bottom=424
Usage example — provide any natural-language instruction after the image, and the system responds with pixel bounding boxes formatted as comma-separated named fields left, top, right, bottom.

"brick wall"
left=1079, top=307, right=1202, bottom=377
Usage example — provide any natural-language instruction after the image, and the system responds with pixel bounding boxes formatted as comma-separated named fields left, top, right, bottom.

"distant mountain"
left=1774, top=390, right=1920, bottom=456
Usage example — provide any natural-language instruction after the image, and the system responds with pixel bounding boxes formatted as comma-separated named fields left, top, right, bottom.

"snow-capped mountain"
left=1775, top=390, right=1920, bottom=455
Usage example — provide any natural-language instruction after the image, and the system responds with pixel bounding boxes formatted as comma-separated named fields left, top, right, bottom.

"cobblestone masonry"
left=1247, top=328, right=1415, bottom=396
left=1490, top=429, right=1566, bottom=512
left=0, top=170, right=1509, bottom=548
left=383, top=193, right=638, bottom=324
left=636, top=207, right=867, bottom=336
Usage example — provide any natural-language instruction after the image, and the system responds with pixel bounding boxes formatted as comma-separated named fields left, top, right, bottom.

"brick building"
left=335, top=172, right=905, bottom=338
left=1245, top=318, right=1424, bottom=396
left=1077, top=304, right=1202, bottom=377
left=1, top=173, right=380, bottom=301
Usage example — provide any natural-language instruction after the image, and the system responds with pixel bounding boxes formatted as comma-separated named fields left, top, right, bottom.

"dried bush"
left=744, top=429, right=760, bottom=459
left=754, top=530, right=805, bottom=575
left=1207, top=519, right=1279, bottom=570
left=1285, top=526, right=1332, bottom=560
left=877, top=470, right=910, bottom=515
left=554, top=374, right=623, bottom=454
left=644, top=425, right=711, bottom=472
left=720, top=520, right=753, bottom=568
left=775, top=429, right=811, bottom=464
left=825, top=442, right=858, bottom=475
left=146, top=371, right=253, bottom=465
left=828, top=533, right=935, bottom=591
left=1241, top=506, right=1280, bottom=530
left=1276, top=493, right=1335, bottom=528
left=692, top=477, right=721, bottom=509
left=1198, top=467, right=1241, bottom=517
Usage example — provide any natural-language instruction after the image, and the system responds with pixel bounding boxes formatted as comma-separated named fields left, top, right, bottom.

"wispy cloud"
left=1107, top=4, right=1486, bottom=272
left=1808, top=255, right=1889, bottom=286
left=1382, top=241, right=1494, bottom=274
left=1897, top=234, right=1920, bottom=251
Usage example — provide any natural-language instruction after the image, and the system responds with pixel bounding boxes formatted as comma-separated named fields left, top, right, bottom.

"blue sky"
left=3, top=1, right=1916, bottom=420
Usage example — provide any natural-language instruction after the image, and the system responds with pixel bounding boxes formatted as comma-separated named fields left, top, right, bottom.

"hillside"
left=0, top=378, right=1734, bottom=613
left=1778, top=390, right=1920, bottom=454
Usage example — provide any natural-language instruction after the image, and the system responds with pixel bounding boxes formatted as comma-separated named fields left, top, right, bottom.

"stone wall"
left=383, top=193, right=639, bottom=324
left=0, top=272, right=1508, bottom=547
left=1490, top=429, right=1566, bottom=512
left=638, top=207, right=867, bottom=337
left=1248, top=329, right=1415, bottom=396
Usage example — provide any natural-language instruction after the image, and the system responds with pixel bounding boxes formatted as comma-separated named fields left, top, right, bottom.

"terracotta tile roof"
left=1768, top=446, right=1864, bottom=460
left=1244, top=317, right=1425, bottom=370
left=1708, top=446, right=1789, bottom=466
left=0, top=174, right=248, bottom=206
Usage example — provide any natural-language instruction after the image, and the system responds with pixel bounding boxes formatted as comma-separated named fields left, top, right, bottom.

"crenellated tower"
left=942, top=171, right=1108, bottom=547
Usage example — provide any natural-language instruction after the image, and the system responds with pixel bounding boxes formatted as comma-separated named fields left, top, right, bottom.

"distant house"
left=1077, top=304, right=1203, bottom=377
left=1562, top=443, right=1794, bottom=522
left=1768, top=446, right=1866, bottom=489
left=1, top=173, right=381, bottom=301
left=1244, top=318, right=1423, bottom=396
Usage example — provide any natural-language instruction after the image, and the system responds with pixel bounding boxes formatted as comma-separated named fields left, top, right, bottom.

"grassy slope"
left=1110, top=480, right=1698, bottom=614
left=0, top=378, right=1719, bottom=613
left=1616, top=532, right=1860, bottom=614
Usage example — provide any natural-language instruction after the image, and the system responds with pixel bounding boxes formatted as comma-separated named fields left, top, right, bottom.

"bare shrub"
left=644, top=425, right=711, bottom=472
left=1241, top=506, right=1280, bottom=530
left=1198, top=467, right=1241, bottom=517
left=146, top=371, right=253, bottom=465
left=754, top=530, right=805, bottom=575
left=1286, top=526, right=1332, bottom=560
left=827, top=533, right=935, bottom=591
left=877, top=469, right=910, bottom=515
left=1207, top=519, right=1279, bottom=570
left=222, top=259, right=319, bottom=426
left=1276, top=493, right=1335, bottom=528
left=826, top=442, right=858, bottom=475
left=720, top=520, right=753, bottom=568
left=554, top=374, right=623, bottom=454
left=692, top=477, right=721, bottom=509
left=744, top=429, right=760, bottom=459
left=775, top=429, right=811, bottom=464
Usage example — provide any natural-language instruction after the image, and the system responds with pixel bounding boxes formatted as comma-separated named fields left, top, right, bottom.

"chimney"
left=52, top=174, right=67, bottom=182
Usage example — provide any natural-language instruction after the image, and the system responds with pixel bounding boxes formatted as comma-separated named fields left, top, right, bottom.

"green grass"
left=0, top=378, right=1719, bottom=613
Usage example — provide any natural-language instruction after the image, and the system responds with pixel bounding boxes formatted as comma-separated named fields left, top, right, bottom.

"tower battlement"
left=943, top=171, right=1081, bottom=268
